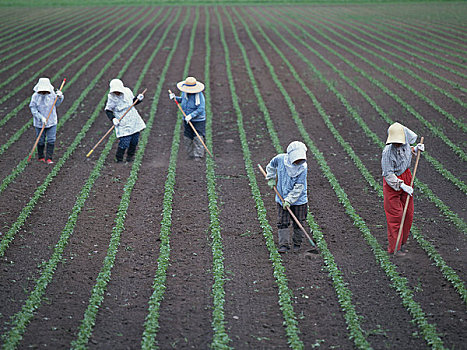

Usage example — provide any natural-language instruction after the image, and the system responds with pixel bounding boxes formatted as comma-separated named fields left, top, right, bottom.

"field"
left=0, top=2, right=466, bottom=349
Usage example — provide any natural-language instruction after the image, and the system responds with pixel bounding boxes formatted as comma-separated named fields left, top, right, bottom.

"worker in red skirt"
left=381, top=122, right=424, bottom=256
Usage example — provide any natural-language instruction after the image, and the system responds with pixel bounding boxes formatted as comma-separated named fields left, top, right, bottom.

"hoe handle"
left=168, top=89, right=213, bottom=158
left=86, top=88, right=147, bottom=158
left=394, top=136, right=424, bottom=255
left=258, top=164, right=316, bottom=247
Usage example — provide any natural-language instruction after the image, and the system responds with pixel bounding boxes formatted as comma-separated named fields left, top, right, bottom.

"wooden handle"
left=394, top=136, right=424, bottom=255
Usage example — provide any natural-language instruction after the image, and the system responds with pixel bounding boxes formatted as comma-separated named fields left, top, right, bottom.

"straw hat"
left=33, top=78, right=54, bottom=93
left=386, top=122, right=406, bottom=144
left=287, top=141, right=307, bottom=164
left=177, top=76, right=204, bottom=93
left=109, top=79, right=125, bottom=94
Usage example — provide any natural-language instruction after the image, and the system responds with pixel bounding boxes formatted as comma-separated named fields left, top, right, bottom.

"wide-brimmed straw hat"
left=287, top=141, right=307, bottom=164
left=33, top=78, right=54, bottom=93
left=386, top=122, right=406, bottom=144
left=109, top=79, right=125, bottom=94
left=177, top=76, right=204, bottom=93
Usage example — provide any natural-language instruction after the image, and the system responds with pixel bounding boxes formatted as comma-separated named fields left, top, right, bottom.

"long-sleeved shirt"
left=29, top=92, right=64, bottom=128
left=175, top=92, right=205, bottom=122
left=266, top=153, right=308, bottom=205
left=381, top=126, right=417, bottom=190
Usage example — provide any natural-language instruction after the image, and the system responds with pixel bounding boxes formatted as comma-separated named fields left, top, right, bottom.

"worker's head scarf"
left=284, top=141, right=307, bottom=177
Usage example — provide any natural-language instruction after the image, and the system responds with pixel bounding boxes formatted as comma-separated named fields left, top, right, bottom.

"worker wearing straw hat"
left=169, top=76, right=206, bottom=160
left=105, top=79, right=145, bottom=163
left=266, top=141, right=309, bottom=254
left=29, top=77, right=64, bottom=164
left=382, top=122, right=424, bottom=256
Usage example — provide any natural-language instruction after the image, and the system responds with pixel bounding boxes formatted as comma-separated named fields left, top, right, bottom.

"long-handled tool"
left=394, top=136, right=424, bottom=255
left=168, top=89, right=213, bottom=158
left=258, top=164, right=318, bottom=253
left=28, top=78, right=66, bottom=162
left=86, top=88, right=147, bottom=158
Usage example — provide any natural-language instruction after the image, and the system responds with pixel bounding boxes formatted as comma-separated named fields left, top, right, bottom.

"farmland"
left=0, top=2, right=466, bottom=349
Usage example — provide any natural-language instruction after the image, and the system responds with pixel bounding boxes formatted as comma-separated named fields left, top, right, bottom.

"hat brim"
left=34, top=84, right=54, bottom=93
left=289, top=149, right=307, bottom=164
left=177, top=81, right=204, bottom=93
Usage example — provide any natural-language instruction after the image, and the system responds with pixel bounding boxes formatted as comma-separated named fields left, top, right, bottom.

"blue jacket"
left=175, top=92, right=205, bottom=122
left=266, top=154, right=308, bottom=206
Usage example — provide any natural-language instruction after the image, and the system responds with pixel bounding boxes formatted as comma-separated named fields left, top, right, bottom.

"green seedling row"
left=71, top=9, right=184, bottom=345
left=0, top=8, right=153, bottom=195
left=203, top=8, right=232, bottom=349
left=239, top=8, right=446, bottom=348
left=228, top=7, right=371, bottom=348
left=248, top=8, right=467, bottom=305
left=217, top=7, right=304, bottom=349
left=0, top=7, right=154, bottom=258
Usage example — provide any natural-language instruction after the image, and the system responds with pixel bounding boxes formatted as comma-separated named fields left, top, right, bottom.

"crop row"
left=0, top=7, right=154, bottom=195
left=245, top=7, right=466, bottom=303
left=234, top=7, right=452, bottom=348
left=1, top=7, right=181, bottom=349
left=0, top=7, right=130, bottom=129
left=0, top=6, right=155, bottom=257
left=203, top=7, right=232, bottom=349
left=73, top=11, right=185, bottom=348
left=227, top=8, right=371, bottom=348
left=264, top=8, right=467, bottom=231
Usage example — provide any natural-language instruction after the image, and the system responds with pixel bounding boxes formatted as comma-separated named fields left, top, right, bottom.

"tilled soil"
left=0, top=4, right=466, bottom=349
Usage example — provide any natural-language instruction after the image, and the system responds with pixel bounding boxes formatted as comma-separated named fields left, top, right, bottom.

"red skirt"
left=383, top=168, right=414, bottom=253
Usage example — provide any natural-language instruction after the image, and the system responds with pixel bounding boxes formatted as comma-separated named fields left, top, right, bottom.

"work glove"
left=112, top=118, right=120, bottom=126
left=282, top=201, right=291, bottom=210
left=137, top=93, right=144, bottom=101
left=400, top=183, right=413, bottom=196
left=413, top=143, right=425, bottom=153
left=55, top=90, right=63, bottom=97
left=40, top=115, right=47, bottom=124
left=267, top=178, right=276, bottom=189
left=185, top=114, right=192, bottom=123
left=169, top=92, right=175, bottom=100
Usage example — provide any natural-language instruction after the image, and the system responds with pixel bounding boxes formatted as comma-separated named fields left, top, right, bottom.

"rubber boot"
left=126, top=143, right=137, bottom=162
left=278, top=228, right=290, bottom=253
left=293, top=227, right=303, bottom=251
left=183, top=135, right=194, bottom=159
left=46, top=143, right=55, bottom=164
left=37, top=144, right=45, bottom=161
left=193, top=136, right=205, bottom=159
left=115, top=147, right=125, bottom=163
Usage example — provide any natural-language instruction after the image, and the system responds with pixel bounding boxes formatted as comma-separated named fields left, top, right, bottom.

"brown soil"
left=0, top=4, right=465, bottom=350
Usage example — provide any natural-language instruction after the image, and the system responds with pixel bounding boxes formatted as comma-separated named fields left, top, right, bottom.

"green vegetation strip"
left=0, top=8, right=154, bottom=195
left=312, top=10, right=467, bottom=94
left=203, top=7, right=232, bottom=349
left=270, top=8, right=467, bottom=229
left=0, top=6, right=122, bottom=125
left=71, top=10, right=185, bottom=348
left=140, top=9, right=189, bottom=349
left=0, top=8, right=73, bottom=52
left=280, top=11, right=467, bottom=162
left=1, top=11, right=170, bottom=346
left=229, top=7, right=371, bottom=349
left=0, top=9, right=102, bottom=76
left=288, top=9, right=466, bottom=131
left=251, top=8, right=467, bottom=304
left=241, top=8, right=446, bottom=348
left=217, top=7, right=303, bottom=349
left=0, top=7, right=154, bottom=258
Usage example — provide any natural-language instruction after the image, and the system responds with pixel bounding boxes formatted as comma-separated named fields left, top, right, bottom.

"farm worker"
left=382, top=122, right=424, bottom=256
left=105, top=79, right=145, bottom=163
left=168, top=76, right=206, bottom=160
left=29, top=78, right=64, bottom=164
left=265, top=141, right=308, bottom=253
